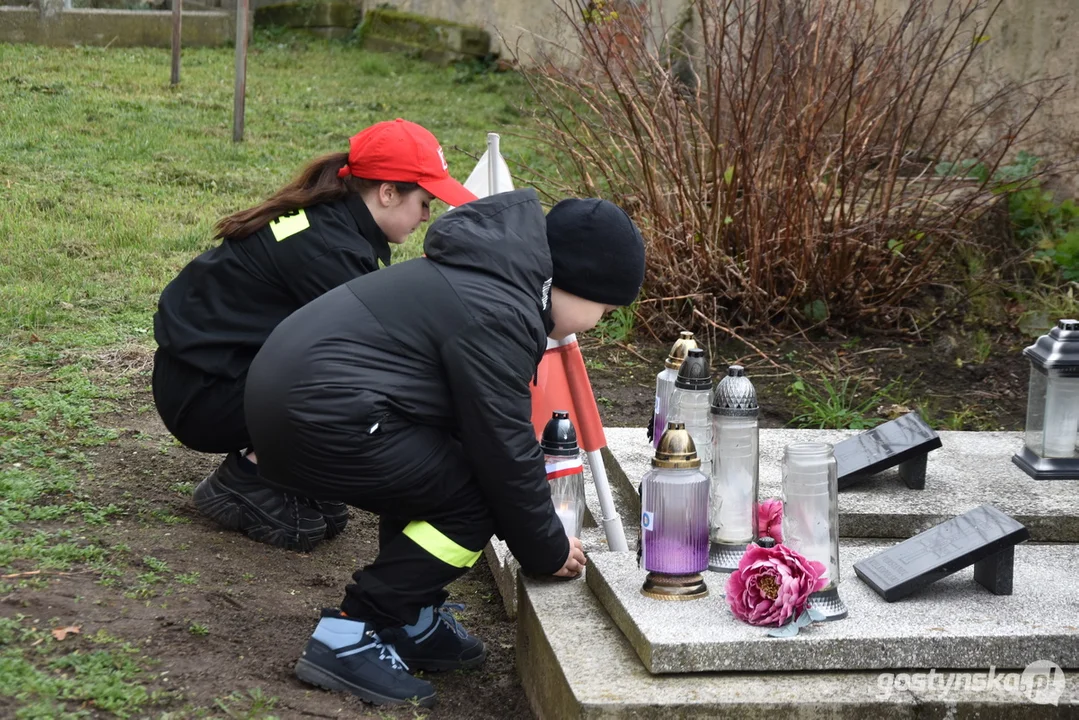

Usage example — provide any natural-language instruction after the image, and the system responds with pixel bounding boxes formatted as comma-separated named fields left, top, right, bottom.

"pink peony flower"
left=758, top=498, right=783, bottom=543
left=725, top=543, right=828, bottom=627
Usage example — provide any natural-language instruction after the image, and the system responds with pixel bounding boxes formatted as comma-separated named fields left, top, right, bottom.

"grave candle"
left=668, top=348, right=713, bottom=477
left=554, top=502, right=577, bottom=537
left=781, top=442, right=847, bottom=620
left=542, top=411, right=586, bottom=538
left=1013, top=319, right=1079, bottom=480
left=640, top=422, right=710, bottom=600
left=708, top=365, right=760, bottom=572
left=651, top=331, right=699, bottom=449
left=1044, top=375, right=1079, bottom=456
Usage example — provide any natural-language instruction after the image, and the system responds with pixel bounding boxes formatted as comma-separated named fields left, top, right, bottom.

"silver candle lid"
left=710, top=365, right=759, bottom=417
left=1024, top=319, right=1079, bottom=375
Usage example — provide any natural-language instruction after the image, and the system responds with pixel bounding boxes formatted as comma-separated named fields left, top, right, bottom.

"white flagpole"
left=587, top=448, right=627, bottom=551
left=487, top=133, right=500, bottom=195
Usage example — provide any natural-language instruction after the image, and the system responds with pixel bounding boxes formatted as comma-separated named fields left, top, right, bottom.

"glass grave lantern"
left=640, top=422, right=710, bottom=600
left=542, top=411, right=587, bottom=538
left=709, top=365, right=760, bottom=571
left=651, top=331, right=699, bottom=449
left=781, top=442, right=847, bottom=620
left=1012, top=319, right=1079, bottom=480
left=668, top=348, right=713, bottom=477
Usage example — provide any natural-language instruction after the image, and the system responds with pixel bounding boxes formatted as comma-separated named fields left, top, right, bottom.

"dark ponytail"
left=214, top=153, right=420, bottom=240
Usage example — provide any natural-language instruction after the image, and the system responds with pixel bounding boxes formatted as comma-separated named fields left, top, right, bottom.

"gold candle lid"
left=665, top=331, right=699, bottom=369
left=652, top=423, right=701, bottom=468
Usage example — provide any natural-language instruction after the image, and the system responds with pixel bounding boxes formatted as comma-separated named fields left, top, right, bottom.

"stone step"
left=254, top=1, right=359, bottom=39
left=604, top=428, right=1079, bottom=542
left=517, top=567, right=1078, bottom=718
left=485, top=457, right=608, bottom=619
left=586, top=543, right=1079, bottom=674
left=357, top=6, right=491, bottom=65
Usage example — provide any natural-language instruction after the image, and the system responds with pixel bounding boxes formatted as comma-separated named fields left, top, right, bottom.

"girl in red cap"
left=152, top=119, right=476, bottom=553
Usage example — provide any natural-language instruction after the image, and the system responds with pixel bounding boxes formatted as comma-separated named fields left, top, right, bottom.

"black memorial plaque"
left=853, top=504, right=1030, bottom=602
left=834, top=411, right=942, bottom=490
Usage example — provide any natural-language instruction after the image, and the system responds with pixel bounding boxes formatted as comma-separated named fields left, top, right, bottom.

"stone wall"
left=0, top=6, right=234, bottom=46
left=386, top=0, right=1076, bottom=179
left=875, top=0, right=1078, bottom=179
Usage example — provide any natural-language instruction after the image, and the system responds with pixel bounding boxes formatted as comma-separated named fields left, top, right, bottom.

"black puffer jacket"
left=154, top=195, right=391, bottom=380
left=247, top=189, right=569, bottom=575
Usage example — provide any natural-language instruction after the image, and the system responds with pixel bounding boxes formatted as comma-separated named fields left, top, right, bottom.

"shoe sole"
left=194, top=474, right=326, bottom=552
left=404, top=647, right=488, bottom=673
left=322, top=510, right=349, bottom=539
left=295, top=657, right=437, bottom=708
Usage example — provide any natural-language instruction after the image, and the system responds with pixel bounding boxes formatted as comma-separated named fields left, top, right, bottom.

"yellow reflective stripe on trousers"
left=402, top=521, right=482, bottom=568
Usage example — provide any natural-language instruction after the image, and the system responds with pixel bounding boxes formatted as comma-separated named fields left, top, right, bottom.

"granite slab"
left=518, top=569, right=1079, bottom=719
left=603, top=427, right=1079, bottom=541
left=586, top=542, right=1079, bottom=674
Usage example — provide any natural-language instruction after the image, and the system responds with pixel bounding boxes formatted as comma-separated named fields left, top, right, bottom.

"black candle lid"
left=541, top=410, right=579, bottom=456
left=1024, top=319, right=1079, bottom=372
left=675, top=348, right=712, bottom=391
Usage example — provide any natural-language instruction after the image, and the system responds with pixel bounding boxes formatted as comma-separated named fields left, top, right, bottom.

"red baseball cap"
left=337, top=118, right=477, bottom=207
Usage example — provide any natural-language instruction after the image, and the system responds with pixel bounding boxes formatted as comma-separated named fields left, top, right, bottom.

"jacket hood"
left=424, top=189, right=553, bottom=313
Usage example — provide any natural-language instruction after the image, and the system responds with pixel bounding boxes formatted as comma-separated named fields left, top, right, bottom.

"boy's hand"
left=553, top=536, right=587, bottom=578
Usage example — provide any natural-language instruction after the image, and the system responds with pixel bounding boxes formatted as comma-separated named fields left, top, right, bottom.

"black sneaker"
left=385, top=603, right=486, bottom=672
left=303, top=499, right=349, bottom=539
left=193, top=452, right=326, bottom=552
left=295, top=610, right=436, bottom=708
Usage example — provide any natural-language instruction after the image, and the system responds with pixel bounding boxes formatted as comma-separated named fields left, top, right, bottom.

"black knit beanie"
left=545, top=198, right=646, bottom=307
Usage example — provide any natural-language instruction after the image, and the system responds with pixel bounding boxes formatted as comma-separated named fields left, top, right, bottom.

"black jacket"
left=248, top=189, right=569, bottom=575
left=153, top=194, right=391, bottom=379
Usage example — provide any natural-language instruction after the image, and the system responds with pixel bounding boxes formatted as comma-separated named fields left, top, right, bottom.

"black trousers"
left=152, top=349, right=250, bottom=454
left=246, top=406, right=494, bottom=630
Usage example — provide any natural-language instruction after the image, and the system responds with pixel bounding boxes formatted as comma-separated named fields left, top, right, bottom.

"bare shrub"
left=517, top=0, right=1061, bottom=333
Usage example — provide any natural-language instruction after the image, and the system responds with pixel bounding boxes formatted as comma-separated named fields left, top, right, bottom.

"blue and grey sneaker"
left=385, top=603, right=487, bottom=672
left=295, top=609, right=436, bottom=707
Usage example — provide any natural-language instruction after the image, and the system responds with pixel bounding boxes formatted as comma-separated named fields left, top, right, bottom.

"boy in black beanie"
left=243, top=189, right=644, bottom=708
left=545, top=197, right=646, bottom=307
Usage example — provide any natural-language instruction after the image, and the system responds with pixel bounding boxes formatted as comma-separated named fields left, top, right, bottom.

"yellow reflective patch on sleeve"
left=269, top=209, right=310, bottom=241
left=402, top=521, right=483, bottom=568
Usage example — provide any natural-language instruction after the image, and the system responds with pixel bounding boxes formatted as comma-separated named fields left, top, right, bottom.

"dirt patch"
left=3, top=395, right=528, bottom=719
left=582, top=329, right=1029, bottom=431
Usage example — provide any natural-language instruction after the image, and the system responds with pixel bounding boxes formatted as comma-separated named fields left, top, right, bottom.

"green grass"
left=785, top=375, right=894, bottom=430
left=0, top=32, right=549, bottom=345
left=0, top=616, right=171, bottom=718
left=0, top=33, right=550, bottom=716
left=0, top=362, right=125, bottom=573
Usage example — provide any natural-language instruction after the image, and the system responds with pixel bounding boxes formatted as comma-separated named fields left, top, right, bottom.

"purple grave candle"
left=640, top=422, right=710, bottom=600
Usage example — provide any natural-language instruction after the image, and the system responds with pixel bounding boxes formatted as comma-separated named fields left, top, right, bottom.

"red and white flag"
left=545, top=457, right=584, bottom=481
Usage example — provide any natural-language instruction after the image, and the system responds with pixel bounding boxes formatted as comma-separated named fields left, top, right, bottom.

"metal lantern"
left=640, top=422, right=710, bottom=600
left=1013, top=319, right=1079, bottom=480
left=668, top=348, right=713, bottom=477
left=652, top=331, right=699, bottom=449
left=709, top=365, right=760, bottom=572
left=781, top=442, right=847, bottom=620
left=542, top=411, right=587, bottom=538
